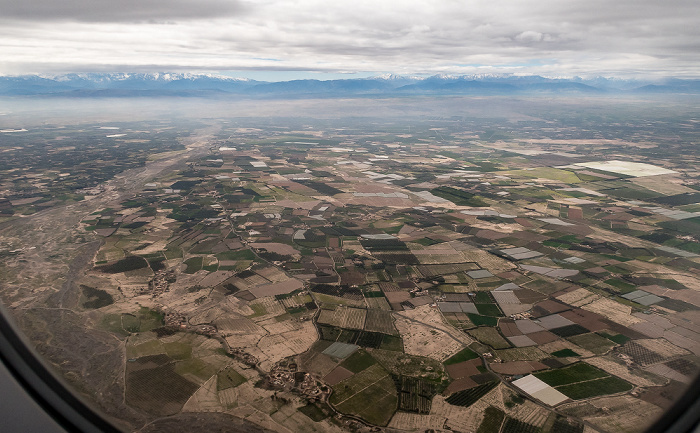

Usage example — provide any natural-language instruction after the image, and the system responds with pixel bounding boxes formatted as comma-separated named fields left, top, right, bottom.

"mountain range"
left=1, top=73, right=699, bottom=97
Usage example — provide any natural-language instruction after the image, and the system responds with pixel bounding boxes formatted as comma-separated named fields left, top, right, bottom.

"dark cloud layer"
left=0, top=0, right=247, bottom=22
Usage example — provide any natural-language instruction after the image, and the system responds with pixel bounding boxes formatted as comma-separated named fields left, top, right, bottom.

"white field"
left=572, top=160, right=677, bottom=177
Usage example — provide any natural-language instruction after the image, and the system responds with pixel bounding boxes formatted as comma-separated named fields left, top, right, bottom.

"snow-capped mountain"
left=0, top=73, right=696, bottom=97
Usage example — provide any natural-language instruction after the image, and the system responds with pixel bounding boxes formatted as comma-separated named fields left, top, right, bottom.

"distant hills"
left=1, top=72, right=699, bottom=97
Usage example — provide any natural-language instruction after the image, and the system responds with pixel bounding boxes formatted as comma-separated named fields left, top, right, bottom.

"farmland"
left=329, top=364, right=398, bottom=425
left=445, top=382, right=498, bottom=407
left=535, top=363, right=634, bottom=400
left=2, top=98, right=700, bottom=433
left=535, top=363, right=609, bottom=386
left=556, top=376, right=633, bottom=400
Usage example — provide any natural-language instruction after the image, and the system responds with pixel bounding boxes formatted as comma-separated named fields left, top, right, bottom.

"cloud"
left=0, top=0, right=698, bottom=77
left=514, top=31, right=554, bottom=44
left=0, top=0, right=248, bottom=22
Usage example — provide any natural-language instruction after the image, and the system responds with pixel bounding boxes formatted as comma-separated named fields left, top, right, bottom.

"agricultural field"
left=396, top=376, right=438, bottom=413
left=3, top=103, right=700, bottom=433
left=329, top=364, right=398, bottom=425
left=125, top=354, right=200, bottom=416
left=445, top=382, right=499, bottom=407
left=535, top=363, right=634, bottom=400
left=469, top=327, right=511, bottom=349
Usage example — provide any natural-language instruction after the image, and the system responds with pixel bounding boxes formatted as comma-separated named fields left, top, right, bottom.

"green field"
left=138, top=307, right=165, bottom=332
left=163, top=342, right=192, bottom=360
left=476, top=406, right=506, bottom=433
left=126, top=355, right=198, bottom=416
left=217, top=366, right=247, bottom=390
left=469, top=327, right=511, bottom=349
left=174, top=357, right=218, bottom=382
left=556, top=376, right=633, bottom=400
left=430, top=186, right=488, bottom=207
left=475, top=303, right=503, bottom=317
left=96, top=255, right=149, bottom=273
left=598, top=332, right=631, bottom=344
left=468, top=314, right=499, bottom=327
left=117, top=309, right=164, bottom=335
left=444, top=347, right=479, bottom=365
left=99, top=313, right=130, bottom=337
left=128, top=340, right=164, bottom=358
left=248, top=303, right=267, bottom=317
left=473, top=291, right=492, bottom=303
left=380, top=334, right=404, bottom=352
left=298, top=402, right=332, bottom=422
left=551, top=349, right=580, bottom=358
left=604, top=278, right=636, bottom=294
left=567, top=333, right=616, bottom=355
left=508, top=167, right=582, bottom=184
left=330, top=364, right=398, bottom=426
left=535, top=363, right=608, bottom=387
left=81, top=285, right=114, bottom=309
left=414, top=237, right=441, bottom=246
left=551, top=324, right=589, bottom=337
left=215, top=249, right=256, bottom=261
left=341, top=349, right=377, bottom=373
left=122, top=314, right=141, bottom=333
left=183, top=256, right=203, bottom=274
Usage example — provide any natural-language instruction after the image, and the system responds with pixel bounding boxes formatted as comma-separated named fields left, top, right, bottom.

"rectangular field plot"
left=364, top=309, right=396, bottom=334
left=443, top=347, right=479, bottom=365
left=475, top=406, right=506, bottom=433
left=317, top=309, right=337, bottom=326
left=502, top=417, right=543, bottom=433
left=512, top=375, right=568, bottom=406
left=494, top=346, right=547, bottom=362
left=573, top=160, right=677, bottom=177
left=533, top=361, right=634, bottom=400
left=536, top=314, right=576, bottom=330
left=475, top=303, right=503, bottom=317
left=468, top=327, right=511, bottom=349
left=438, top=302, right=461, bottom=313
left=319, top=323, right=401, bottom=351
left=366, top=296, right=392, bottom=310
left=397, top=376, right=438, bottom=413
left=340, top=349, right=377, bottom=374
left=417, top=263, right=480, bottom=277
left=468, top=314, right=499, bottom=327
left=492, top=290, right=521, bottom=305
left=345, top=307, right=368, bottom=330
left=322, top=342, right=359, bottom=359
left=217, top=366, right=247, bottom=390
left=357, top=331, right=388, bottom=349
left=551, top=324, right=590, bottom=337
left=330, top=364, right=398, bottom=426
left=535, top=363, right=608, bottom=386
left=556, top=376, right=633, bottom=400
left=567, top=333, right=616, bottom=355
left=317, top=306, right=366, bottom=330
left=445, top=381, right=498, bottom=407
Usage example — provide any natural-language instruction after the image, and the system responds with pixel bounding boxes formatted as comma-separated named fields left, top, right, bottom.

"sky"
left=0, top=0, right=698, bottom=80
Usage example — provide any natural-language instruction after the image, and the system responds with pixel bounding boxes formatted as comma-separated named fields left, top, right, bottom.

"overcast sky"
left=0, top=0, right=698, bottom=79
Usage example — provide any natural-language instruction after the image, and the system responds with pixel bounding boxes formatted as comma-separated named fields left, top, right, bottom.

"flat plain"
left=1, top=96, right=699, bottom=433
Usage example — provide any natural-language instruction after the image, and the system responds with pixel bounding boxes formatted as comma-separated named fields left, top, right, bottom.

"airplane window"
left=1, top=2, right=699, bottom=433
